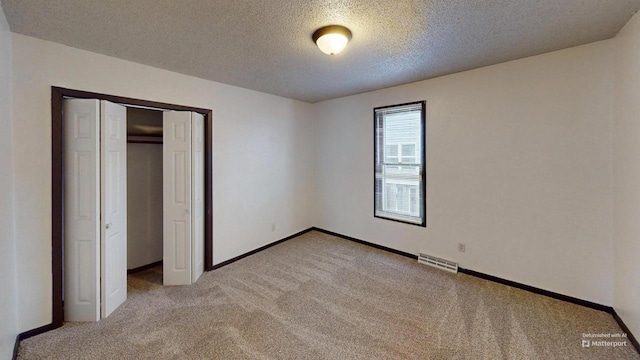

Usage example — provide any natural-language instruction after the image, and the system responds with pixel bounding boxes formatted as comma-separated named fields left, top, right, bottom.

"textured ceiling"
left=2, top=0, right=640, bottom=103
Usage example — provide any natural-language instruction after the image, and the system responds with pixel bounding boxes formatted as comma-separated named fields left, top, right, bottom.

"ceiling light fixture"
left=312, top=25, right=352, bottom=56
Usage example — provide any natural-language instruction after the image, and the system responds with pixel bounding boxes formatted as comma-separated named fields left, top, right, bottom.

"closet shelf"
left=127, top=132, right=163, bottom=144
left=128, top=132, right=162, bottom=137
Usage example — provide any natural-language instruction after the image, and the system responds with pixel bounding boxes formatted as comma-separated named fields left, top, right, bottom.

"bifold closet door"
left=163, top=111, right=193, bottom=285
left=163, top=111, right=205, bottom=285
left=100, top=100, right=128, bottom=318
left=64, top=99, right=128, bottom=321
left=64, top=99, right=101, bottom=322
left=191, top=112, right=205, bottom=283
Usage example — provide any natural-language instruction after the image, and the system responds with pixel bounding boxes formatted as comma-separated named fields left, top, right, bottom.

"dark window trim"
left=373, top=100, right=426, bottom=227
left=51, top=86, right=214, bottom=329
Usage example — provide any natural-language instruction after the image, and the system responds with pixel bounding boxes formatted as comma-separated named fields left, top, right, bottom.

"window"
left=374, top=101, right=425, bottom=226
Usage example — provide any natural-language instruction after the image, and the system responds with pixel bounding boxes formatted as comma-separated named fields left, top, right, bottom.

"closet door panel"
left=63, top=99, right=100, bottom=322
left=191, top=112, right=205, bottom=282
left=164, top=111, right=192, bottom=285
left=100, top=100, right=128, bottom=318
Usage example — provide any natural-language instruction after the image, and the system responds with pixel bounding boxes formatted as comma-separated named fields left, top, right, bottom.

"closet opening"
left=51, top=86, right=213, bottom=328
left=126, top=107, right=164, bottom=282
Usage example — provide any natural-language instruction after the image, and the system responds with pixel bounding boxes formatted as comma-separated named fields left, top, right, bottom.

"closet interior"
left=126, top=107, right=163, bottom=272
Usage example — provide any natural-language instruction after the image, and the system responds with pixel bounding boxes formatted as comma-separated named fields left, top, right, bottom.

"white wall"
left=613, top=11, right=640, bottom=340
left=0, top=4, right=18, bottom=358
left=313, top=40, right=615, bottom=306
left=11, top=34, right=315, bottom=332
left=127, top=143, right=163, bottom=270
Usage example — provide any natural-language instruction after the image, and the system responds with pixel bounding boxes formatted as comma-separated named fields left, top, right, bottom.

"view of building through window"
left=374, top=102, right=425, bottom=225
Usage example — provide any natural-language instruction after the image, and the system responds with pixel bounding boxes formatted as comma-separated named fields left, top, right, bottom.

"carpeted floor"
left=18, top=231, right=639, bottom=359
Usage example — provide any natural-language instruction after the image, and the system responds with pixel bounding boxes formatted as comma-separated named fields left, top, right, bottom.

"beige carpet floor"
left=18, top=230, right=639, bottom=359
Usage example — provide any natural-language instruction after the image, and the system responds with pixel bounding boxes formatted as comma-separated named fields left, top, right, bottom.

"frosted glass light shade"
left=316, top=33, right=349, bottom=55
left=312, top=25, right=352, bottom=56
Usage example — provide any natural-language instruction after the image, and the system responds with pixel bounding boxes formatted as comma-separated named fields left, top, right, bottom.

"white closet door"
left=100, top=100, right=128, bottom=318
left=191, top=112, right=205, bottom=283
left=163, top=111, right=192, bottom=285
left=64, top=99, right=101, bottom=322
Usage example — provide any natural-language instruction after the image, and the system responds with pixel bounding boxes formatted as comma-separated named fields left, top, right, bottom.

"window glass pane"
left=402, top=156, right=416, bottom=164
left=383, top=179, right=419, bottom=215
left=397, top=185, right=409, bottom=213
left=402, top=144, right=415, bottom=157
left=410, top=187, right=418, bottom=215
left=385, top=183, right=397, bottom=210
left=385, top=145, right=398, bottom=163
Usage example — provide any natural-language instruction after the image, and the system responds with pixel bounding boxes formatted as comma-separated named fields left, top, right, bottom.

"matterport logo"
left=581, top=332, right=628, bottom=348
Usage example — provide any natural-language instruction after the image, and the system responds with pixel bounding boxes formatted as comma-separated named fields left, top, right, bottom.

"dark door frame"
left=51, top=86, right=213, bottom=330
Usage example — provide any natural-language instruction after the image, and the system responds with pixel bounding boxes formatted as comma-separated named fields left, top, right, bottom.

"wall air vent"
left=418, top=253, right=458, bottom=273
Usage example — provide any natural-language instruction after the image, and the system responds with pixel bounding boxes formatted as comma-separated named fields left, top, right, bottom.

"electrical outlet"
left=458, top=243, right=466, bottom=253
left=271, top=223, right=276, bottom=232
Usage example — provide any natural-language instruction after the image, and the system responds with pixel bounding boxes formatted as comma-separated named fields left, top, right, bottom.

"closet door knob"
left=106, top=223, right=112, bottom=229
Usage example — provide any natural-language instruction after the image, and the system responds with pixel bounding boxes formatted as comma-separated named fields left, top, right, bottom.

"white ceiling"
left=2, top=0, right=639, bottom=103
